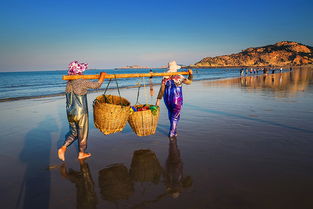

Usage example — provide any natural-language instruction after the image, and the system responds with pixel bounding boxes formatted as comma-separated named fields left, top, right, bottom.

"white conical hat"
left=167, top=60, right=181, bottom=73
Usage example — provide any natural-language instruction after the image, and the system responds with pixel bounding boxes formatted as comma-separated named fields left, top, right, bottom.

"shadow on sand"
left=17, top=115, right=57, bottom=209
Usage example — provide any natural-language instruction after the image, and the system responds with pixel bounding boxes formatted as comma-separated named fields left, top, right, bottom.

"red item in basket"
left=137, top=106, right=150, bottom=111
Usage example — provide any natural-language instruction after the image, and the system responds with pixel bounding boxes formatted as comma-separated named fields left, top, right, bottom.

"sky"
left=0, top=0, right=313, bottom=72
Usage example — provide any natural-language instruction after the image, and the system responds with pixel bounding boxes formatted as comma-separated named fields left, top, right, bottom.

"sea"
left=0, top=68, right=288, bottom=101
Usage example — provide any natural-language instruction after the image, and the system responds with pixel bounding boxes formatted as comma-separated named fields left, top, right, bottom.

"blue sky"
left=0, top=0, right=312, bottom=71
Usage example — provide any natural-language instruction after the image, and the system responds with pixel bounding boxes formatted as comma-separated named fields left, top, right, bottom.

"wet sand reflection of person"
left=164, top=136, right=192, bottom=198
left=128, top=140, right=192, bottom=209
left=60, top=160, right=98, bottom=209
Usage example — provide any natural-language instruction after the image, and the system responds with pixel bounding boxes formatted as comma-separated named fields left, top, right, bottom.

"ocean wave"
left=0, top=83, right=150, bottom=102
left=0, top=68, right=243, bottom=102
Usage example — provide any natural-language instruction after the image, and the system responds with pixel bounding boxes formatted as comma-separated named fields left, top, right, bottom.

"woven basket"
left=128, top=105, right=160, bottom=136
left=93, top=95, right=130, bottom=135
left=129, top=149, right=162, bottom=184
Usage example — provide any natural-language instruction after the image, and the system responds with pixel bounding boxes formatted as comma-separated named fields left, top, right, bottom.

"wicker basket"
left=129, top=149, right=162, bottom=184
left=128, top=105, right=160, bottom=136
left=93, top=95, right=130, bottom=135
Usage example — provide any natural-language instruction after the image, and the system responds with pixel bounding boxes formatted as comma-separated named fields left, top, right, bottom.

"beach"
left=1, top=69, right=313, bottom=209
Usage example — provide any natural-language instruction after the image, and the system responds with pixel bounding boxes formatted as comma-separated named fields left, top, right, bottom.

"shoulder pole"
left=62, top=71, right=189, bottom=80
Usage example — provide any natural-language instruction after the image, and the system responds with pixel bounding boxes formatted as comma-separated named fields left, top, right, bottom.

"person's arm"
left=182, top=69, right=193, bottom=85
left=84, top=72, right=106, bottom=89
left=155, top=83, right=165, bottom=106
left=98, top=72, right=106, bottom=84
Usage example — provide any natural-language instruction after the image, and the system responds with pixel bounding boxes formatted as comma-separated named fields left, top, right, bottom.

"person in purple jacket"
left=156, top=61, right=193, bottom=138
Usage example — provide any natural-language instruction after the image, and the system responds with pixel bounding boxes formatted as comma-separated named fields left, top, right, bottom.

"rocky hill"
left=194, top=41, right=313, bottom=67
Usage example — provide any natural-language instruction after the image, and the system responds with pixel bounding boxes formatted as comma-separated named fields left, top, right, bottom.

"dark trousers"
left=64, top=113, right=89, bottom=152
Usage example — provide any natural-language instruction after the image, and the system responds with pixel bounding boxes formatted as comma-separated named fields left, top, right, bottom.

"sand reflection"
left=60, top=160, right=98, bottom=209
left=128, top=137, right=192, bottom=209
left=58, top=137, right=192, bottom=208
left=98, top=163, right=134, bottom=205
left=164, top=136, right=192, bottom=199
left=205, top=68, right=313, bottom=97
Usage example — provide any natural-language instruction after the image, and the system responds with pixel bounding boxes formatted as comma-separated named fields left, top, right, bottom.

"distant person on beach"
left=58, top=61, right=106, bottom=161
left=149, top=69, right=155, bottom=96
left=156, top=61, right=193, bottom=137
left=240, top=68, right=244, bottom=76
left=149, top=69, right=153, bottom=79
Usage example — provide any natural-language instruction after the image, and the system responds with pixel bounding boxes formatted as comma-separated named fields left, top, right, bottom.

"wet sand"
left=1, top=69, right=313, bottom=209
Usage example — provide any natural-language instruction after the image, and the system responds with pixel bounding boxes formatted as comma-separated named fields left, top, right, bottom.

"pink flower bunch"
left=67, top=61, right=88, bottom=75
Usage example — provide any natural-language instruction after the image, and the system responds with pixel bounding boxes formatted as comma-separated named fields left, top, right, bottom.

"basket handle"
left=103, top=78, right=112, bottom=95
left=103, top=76, right=123, bottom=106
left=93, top=98, right=100, bottom=106
left=114, top=74, right=122, bottom=106
left=114, top=75, right=123, bottom=106
left=102, top=78, right=112, bottom=103
left=135, top=77, right=149, bottom=106
left=135, top=84, right=141, bottom=106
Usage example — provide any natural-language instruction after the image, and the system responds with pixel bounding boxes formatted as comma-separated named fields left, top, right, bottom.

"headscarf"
left=68, top=61, right=88, bottom=75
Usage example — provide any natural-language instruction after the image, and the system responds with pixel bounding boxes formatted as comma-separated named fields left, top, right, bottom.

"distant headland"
left=191, top=41, right=313, bottom=68
left=115, top=65, right=150, bottom=69
left=115, top=41, right=313, bottom=70
left=115, top=65, right=170, bottom=69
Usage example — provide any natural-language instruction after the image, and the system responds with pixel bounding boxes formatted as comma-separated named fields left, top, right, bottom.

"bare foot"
left=78, top=152, right=91, bottom=160
left=58, top=146, right=67, bottom=161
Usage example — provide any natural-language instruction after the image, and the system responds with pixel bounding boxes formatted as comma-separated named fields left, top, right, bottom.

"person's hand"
left=185, top=69, right=193, bottom=85
left=156, top=99, right=160, bottom=106
left=99, top=72, right=106, bottom=82
left=100, top=72, right=106, bottom=79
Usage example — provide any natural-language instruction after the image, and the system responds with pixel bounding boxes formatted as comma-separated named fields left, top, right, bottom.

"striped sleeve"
left=83, top=80, right=102, bottom=89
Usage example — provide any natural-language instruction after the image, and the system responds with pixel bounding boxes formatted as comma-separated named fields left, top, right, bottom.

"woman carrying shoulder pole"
left=58, top=61, right=106, bottom=161
left=156, top=61, right=193, bottom=138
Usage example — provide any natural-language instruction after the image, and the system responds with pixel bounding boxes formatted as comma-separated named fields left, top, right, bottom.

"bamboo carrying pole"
left=62, top=71, right=190, bottom=80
